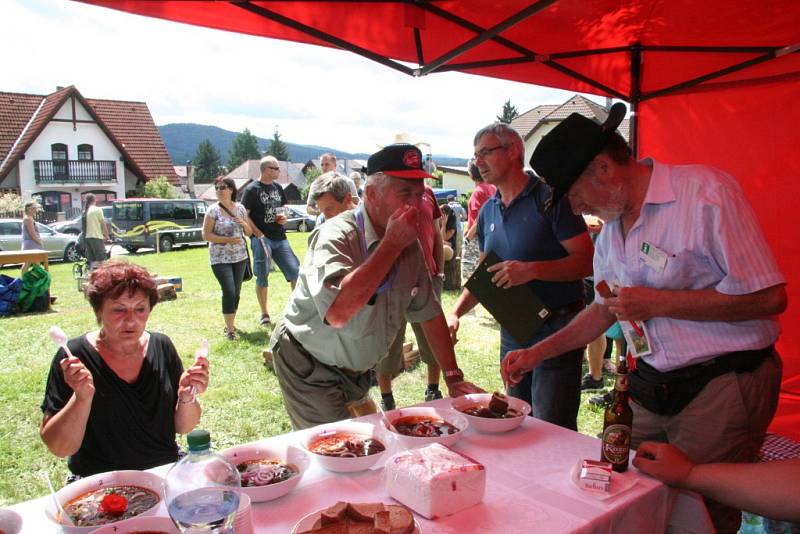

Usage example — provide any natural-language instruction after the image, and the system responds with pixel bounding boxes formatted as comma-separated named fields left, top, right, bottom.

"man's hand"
left=275, top=214, right=288, bottom=225
left=605, top=286, right=660, bottom=321
left=500, top=347, right=544, bottom=387
left=487, top=260, right=535, bottom=288
left=446, top=380, right=485, bottom=397
left=446, top=313, right=460, bottom=344
left=633, top=442, right=695, bottom=488
left=60, top=356, right=95, bottom=402
left=383, top=205, right=419, bottom=251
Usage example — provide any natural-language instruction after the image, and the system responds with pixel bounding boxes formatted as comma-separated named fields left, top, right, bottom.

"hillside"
left=158, top=123, right=467, bottom=167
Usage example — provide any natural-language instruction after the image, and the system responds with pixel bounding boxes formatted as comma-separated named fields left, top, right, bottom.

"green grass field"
left=0, top=233, right=608, bottom=505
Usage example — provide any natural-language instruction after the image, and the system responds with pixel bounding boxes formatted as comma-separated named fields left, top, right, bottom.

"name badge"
left=640, top=241, right=668, bottom=273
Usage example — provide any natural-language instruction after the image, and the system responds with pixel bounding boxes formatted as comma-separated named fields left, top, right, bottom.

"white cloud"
left=3, top=0, right=603, bottom=158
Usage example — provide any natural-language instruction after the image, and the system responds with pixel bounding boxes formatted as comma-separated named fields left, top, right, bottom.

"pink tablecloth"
left=8, top=398, right=714, bottom=533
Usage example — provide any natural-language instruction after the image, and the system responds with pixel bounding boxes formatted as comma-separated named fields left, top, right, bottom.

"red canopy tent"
left=81, top=0, right=800, bottom=439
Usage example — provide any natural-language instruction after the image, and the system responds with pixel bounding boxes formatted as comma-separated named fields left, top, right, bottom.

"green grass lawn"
left=0, top=233, right=608, bottom=505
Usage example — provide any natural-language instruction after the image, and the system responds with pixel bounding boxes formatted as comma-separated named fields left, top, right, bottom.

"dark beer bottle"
left=600, top=359, right=633, bottom=472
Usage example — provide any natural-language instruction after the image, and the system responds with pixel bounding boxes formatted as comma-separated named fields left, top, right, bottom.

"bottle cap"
left=187, top=429, right=211, bottom=451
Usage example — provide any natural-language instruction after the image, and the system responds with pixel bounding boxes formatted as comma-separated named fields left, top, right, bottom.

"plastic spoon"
left=188, top=339, right=209, bottom=403
left=48, top=326, right=73, bottom=359
left=376, top=400, right=399, bottom=434
left=40, top=471, right=73, bottom=526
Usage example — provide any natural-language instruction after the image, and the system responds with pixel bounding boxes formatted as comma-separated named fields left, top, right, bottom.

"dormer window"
left=77, top=144, right=93, bottom=160
left=51, top=143, right=67, bottom=160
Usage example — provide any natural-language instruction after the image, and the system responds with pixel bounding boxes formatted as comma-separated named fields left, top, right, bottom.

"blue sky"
left=2, top=0, right=602, bottom=158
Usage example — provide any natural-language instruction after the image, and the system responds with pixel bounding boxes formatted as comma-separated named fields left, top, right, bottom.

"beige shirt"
left=277, top=208, right=441, bottom=371
left=85, top=205, right=105, bottom=239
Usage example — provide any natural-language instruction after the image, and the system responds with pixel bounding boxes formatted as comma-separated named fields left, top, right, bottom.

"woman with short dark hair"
left=202, top=176, right=252, bottom=339
left=40, top=260, right=209, bottom=478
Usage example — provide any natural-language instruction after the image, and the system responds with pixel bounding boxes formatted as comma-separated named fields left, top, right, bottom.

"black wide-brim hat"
left=530, top=102, right=627, bottom=207
left=363, top=144, right=432, bottom=179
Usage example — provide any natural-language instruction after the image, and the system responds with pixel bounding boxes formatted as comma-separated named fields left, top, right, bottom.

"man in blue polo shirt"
left=447, top=123, right=593, bottom=430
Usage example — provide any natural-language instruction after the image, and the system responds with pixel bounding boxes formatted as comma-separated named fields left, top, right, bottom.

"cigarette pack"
left=579, top=459, right=612, bottom=493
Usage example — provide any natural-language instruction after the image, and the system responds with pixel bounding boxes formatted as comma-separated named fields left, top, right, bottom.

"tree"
left=227, top=128, right=261, bottom=170
left=301, top=167, right=321, bottom=201
left=497, top=99, right=519, bottom=123
left=0, top=192, right=24, bottom=213
left=193, top=139, right=222, bottom=183
left=136, top=176, right=179, bottom=199
left=266, top=127, right=289, bottom=161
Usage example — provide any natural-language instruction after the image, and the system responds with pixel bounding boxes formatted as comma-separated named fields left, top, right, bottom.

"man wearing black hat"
left=447, top=123, right=594, bottom=431
left=269, top=144, right=483, bottom=430
left=503, top=103, right=786, bottom=533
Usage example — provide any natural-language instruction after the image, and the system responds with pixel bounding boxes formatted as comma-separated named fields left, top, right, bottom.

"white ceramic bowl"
left=220, top=441, right=310, bottom=502
left=450, top=393, right=531, bottom=433
left=44, top=470, right=163, bottom=534
left=303, top=421, right=389, bottom=473
left=0, top=507, right=22, bottom=534
left=91, top=515, right=180, bottom=534
left=383, top=406, right=469, bottom=448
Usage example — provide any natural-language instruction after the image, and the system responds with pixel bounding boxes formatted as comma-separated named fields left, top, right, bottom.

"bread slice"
left=373, top=510, right=391, bottom=534
left=320, top=501, right=348, bottom=526
left=345, top=519, right=374, bottom=534
left=346, top=502, right=386, bottom=522
left=386, top=504, right=414, bottom=534
left=297, top=522, right=349, bottom=534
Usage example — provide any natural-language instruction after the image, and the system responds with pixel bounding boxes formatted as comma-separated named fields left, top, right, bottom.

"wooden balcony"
left=34, top=160, right=117, bottom=184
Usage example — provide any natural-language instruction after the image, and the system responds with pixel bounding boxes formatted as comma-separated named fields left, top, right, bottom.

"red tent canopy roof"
left=78, top=0, right=800, bottom=440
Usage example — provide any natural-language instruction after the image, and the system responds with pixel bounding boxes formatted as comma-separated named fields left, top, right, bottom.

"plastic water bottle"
left=165, top=430, right=241, bottom=534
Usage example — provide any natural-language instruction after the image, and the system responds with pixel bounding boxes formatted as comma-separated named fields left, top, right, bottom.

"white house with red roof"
left=0, top=85, right=177, bottom=217
left=510, top=94, right=630, bottom=168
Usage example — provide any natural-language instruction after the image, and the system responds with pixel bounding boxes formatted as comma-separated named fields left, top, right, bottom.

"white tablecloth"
left=8, top=399, right=714, bottom=533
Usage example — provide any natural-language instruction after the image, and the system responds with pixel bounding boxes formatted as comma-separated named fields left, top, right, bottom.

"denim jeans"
left=211, top=259, right=248, bottom=314
left=500, top=312, right=584, bottom=431
left=250, top=236, right=300, bottom=287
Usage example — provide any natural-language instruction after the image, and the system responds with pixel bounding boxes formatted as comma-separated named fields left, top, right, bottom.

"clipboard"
left=465, top=250, right=551, bottom=344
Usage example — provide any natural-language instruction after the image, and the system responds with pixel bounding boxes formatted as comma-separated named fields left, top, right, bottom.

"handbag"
left=218, top=203, right=253, bottom=281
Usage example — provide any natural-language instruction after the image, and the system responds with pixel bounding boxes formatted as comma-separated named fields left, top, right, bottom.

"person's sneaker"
left=580, top=372, right=604, bottom=390
left=259, top=313, right=271, bottom=326
left=587, top=391, right=613, bottom=407
left=380, top=395, right=396, bottom=411
left=424, top=388, right=443, bottom=402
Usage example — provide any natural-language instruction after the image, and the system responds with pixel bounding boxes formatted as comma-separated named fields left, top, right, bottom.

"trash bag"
left=0, top=274, right=22, bottom=316
left=17, top=264, right=51, bottom=312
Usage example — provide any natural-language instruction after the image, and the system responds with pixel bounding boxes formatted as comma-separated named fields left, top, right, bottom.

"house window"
left=33, top=191, right=72, bottom=213
left=77, top=144, right=93, bottom=160
left=82, top=190, right=116, bottom=206
left=51, top=143, right=68, bottom=160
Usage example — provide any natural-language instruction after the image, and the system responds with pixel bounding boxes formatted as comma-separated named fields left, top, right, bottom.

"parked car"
left=0, top=219, right=80, bottom=262
left=48, top=206, right=113, bottom=235
left=111, top=198, right=206, bottom=253
left=284, top=205, right=316, bottom=232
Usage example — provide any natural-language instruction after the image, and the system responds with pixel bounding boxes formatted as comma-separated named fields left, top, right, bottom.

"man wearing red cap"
left=270, top=144, right=483, bottom=429
left=504, top=103, right=786, bottom=533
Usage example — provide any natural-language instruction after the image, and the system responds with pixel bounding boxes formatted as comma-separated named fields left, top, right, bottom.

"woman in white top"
left=202, top=177, right=252, bottom=340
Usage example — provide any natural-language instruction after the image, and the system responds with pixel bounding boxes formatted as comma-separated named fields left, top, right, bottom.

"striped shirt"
left=594, top=159, right=784, bottom=372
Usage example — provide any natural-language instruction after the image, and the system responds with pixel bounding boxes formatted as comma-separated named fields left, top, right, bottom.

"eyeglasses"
left=267, top=166, right=280, bottom=170
left=215, top=185, right=228, bottom=191
left=474, top=145, right=506, bottom=160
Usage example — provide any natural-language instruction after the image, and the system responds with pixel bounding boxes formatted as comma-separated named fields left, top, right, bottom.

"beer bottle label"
left=615, top=373, right=629, bottom=391
left=602, top=424, right=631, bottom=464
